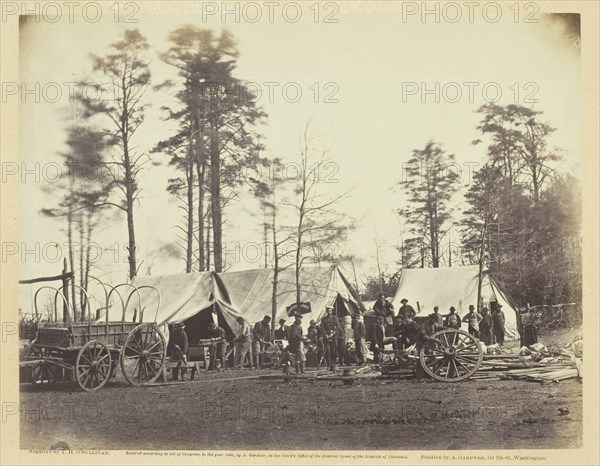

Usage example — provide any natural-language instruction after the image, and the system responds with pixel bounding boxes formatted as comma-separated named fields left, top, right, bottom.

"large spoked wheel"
left=75, top=340, right=112, bottom=392
left=121, top=323, right=166, bottom=386
left=419, top=329, right=483, bottom=382
left=25, top=342, right=62, bottom=388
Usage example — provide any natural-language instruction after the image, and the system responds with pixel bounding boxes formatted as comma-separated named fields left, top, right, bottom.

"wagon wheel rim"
left=121, top=323, right=166, bottom=386
left=75, top=340, right=112, bottom=392
left=25, top=343, right=60, bottom=387
left=419, top=329, right=482, bottom=382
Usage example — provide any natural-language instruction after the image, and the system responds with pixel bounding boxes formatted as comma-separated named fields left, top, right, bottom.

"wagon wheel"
left=120, top=323, right=166, bottom=386
left=419, top=329, right=482, bottom=382
left=75, top=341, right=112, bottom=392
left=25, top=342, right=62, bottom=388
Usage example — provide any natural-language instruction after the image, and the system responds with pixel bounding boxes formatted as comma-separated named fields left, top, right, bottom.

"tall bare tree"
left=79, top=29, right=151, bottom=280
left=400, top=140, right=459, bottom=268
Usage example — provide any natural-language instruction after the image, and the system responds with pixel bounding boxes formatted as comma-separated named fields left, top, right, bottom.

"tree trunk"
left=125, top=183, right=137, bottom=280
left=185, top=124, right=195, bottom=273
left=295, top=212, right=303, bottom=304
left=78, top=212, right=84, bottom=320
left=206, top=205, right=212, bottom=270
left=67, top=205, right=76, bottom=319
left=196, top=110, right=206, bottom=271
left=83, top=210, right=92, bottom=319
left=210, top=124, right=222, bottom=272
left=271, top=198, right=279, bottom=339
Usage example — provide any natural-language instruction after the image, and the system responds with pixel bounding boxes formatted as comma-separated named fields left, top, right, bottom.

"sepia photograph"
left=1, top=1, right=598, bottom=464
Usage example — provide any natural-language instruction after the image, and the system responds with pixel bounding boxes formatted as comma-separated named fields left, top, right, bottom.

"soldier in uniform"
left=252, top=315, right=271, bottom=369
left=168, top=322, right=189, bottom=380
left=307, top=319, right=324, bottom=369
left=371, top=316, right=386, bottom=364
left=288, top=314, right=306, bottom=374
left=444, top=306, right=461, bottom=329
left=320, top=306, right=341, bottom=371
left=207, top=321, right=228, bottom=371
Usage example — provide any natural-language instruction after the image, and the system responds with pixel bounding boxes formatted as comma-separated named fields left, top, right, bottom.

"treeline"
left=393, top=104, right=581, bottom=307
left=46, top=28, right=349, bottom=320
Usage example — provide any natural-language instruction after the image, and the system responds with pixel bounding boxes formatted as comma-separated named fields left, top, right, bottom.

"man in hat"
left=234, top=316, right=253, bottom=369
left=288, top=313, right=306, bottom=374
left=462, top=305, right=483, bottom=338
left=492, top=304, right=506, bottom=345
left=252, top=315, right=272, bottom=369
left=430, top=306, right=444, bottom=331
left=397, top=298, right=416, bottom=322
left=168, top=322, right=189, bottom=381
left=274, top=318, right=289, bottom=341
left=307, top=319, right=324, bottom=369
left=320, top=305, right=341, bottom=371
left=395, top=299, right=417, bottom=350
left=352, top=315, right=367, bottom=365
left=444, top=306, right=461, bottom=329
left=373, top=293, right=394, bottom=320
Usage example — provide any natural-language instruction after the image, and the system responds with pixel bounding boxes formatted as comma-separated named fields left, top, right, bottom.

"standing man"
left=444, top=306, right=461, bottom=329
left=234, top=316, right=252, bottom=369
left=274, top=318, right=289, bottom=341
left=462, top=305, right=483, bottom=339
left=352, top=315, right=367, bottom=366
left=397, top=298, right=417, bottom=321
left=252, top=315, right=272, bottom=369
left=430, top=306, right=444, bottom=331
left=479, top=307, right=493, bottom=345
left=288, top=314, right=306, bottom=374
left=168, top=322, right=189, bottom=381
left=207, top=321, right=228, bottom=371
left=396, top=298, right=417, bottom=349
left=492, top=304, right=506, bottom=345
left=307, top=319, right=324, bottom=369
left=371, top=316, right=386, bottom=364
left=320, top=306, right=341, bottom=371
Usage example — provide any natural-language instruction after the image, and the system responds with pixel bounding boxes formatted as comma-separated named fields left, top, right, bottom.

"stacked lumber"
left=501, top=364, right=580, bottom=382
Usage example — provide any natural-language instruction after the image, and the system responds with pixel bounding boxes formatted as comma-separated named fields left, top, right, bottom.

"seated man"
left=167, top=322, right=189, bottom=381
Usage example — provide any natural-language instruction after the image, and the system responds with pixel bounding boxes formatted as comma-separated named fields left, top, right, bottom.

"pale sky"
left=17, top=3, right=581, bottom=307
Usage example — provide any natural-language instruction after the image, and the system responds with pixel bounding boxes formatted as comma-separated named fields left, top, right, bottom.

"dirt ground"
left=20, top=327, right=582, bottom=451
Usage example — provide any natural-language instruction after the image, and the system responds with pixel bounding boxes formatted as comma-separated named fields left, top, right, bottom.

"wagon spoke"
left=455, top=355, right=478, bottom=365
left=97, top=353, right=110, bottom=364
left=146, top=340, right=163, bottom=352
left=455, top=358, right=470, bottom=374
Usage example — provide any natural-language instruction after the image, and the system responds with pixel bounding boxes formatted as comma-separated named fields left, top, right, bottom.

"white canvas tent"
left=391, top=265, right=519, bottom=341
left=218, top=266, right=365, bottom=330
left=118, top=266, right=363, bottom=339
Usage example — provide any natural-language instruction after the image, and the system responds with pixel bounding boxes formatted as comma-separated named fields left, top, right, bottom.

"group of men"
left=167, top=295, right=507, bottom=379
left=370, top=293, right=507, bottom=360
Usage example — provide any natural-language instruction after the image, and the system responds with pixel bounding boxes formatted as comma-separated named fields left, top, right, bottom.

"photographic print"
left=1, top=1, right=597, bottom=464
